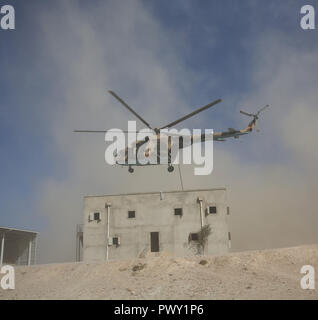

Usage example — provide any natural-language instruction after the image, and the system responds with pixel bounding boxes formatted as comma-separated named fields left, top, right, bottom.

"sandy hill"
left=1, top=244, right=318, bottom=300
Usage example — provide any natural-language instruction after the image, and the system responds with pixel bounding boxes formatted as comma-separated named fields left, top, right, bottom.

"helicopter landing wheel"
left=128, top=166, right=134, bottom=173
left=168, top=165, right=174, bottom=173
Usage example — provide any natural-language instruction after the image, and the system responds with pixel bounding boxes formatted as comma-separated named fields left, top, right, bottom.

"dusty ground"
left=1, top=244, right=318, bottom=300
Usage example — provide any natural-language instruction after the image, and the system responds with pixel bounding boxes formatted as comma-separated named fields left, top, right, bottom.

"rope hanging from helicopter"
left=178, top=164, right=184, bottom=191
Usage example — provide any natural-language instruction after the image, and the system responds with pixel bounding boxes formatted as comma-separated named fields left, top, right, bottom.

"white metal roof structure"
left=0, top=226, right=38, bottom=266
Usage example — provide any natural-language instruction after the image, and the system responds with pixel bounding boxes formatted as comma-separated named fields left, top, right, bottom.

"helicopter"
left=74, top=90, right=269, bottom=173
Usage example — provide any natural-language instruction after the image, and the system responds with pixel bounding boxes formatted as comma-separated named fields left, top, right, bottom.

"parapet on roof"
left=84, top=187, right=226, bottom=198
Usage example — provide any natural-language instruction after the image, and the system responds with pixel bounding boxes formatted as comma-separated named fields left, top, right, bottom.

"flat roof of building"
left=84, top=187, right=226, bottom=198
left=0, top=226, right=38, bottom=234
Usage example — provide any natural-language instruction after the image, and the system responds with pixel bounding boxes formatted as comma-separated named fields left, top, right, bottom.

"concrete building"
left=0, top=227, right=38, bottom=266
left=82, top=188, right=230, bottom=262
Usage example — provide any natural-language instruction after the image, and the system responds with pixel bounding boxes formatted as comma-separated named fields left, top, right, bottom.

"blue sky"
left=1, top=0, right=318, bottom=262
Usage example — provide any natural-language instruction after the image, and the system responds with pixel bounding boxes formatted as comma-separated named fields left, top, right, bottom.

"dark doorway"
left=150, top=232, right=159, bottom=252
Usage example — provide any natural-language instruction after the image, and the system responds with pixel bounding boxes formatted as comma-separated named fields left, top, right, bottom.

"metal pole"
left=198, top=198, right=204, bottom=229
left=76, top=230, right=79, bottom=262
left=34, top=236, right=38, bottom=265
left=228, top=232, right=232, bottom=249
left=28, top=238, right=32, bottom=266
left=79, top=236, right=82, bottom=262
left=106, top=203, right=111, bottom=261
left=197, top=198, right=205, bottom=255
left=0, top=234, right=4, bottom=266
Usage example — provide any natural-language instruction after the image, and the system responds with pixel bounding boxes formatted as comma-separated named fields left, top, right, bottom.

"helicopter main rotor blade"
left=73, top=130, right=154, bottom=133
left=73, top=130, right=108, bottom=133
left=108, top=90, right=153, bottom=130
left=160, top=98, right=222, bottom=130
left=256, top=104, right=269, bottom=115
left=240, top=110, right=253, bottom=117
left=159, top=131, right=192, bottom=137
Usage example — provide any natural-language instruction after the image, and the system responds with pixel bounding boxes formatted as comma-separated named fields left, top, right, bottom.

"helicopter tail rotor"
left=240, top=104, right=269, bottom=119
left=240, top=104, right=269, bottom=132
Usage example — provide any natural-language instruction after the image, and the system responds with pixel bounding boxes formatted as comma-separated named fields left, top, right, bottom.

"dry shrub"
left=132, top=263, right=146, bottom=272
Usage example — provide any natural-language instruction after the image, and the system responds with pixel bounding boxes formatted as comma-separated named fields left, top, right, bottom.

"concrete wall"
left=83, top=188, right=229, bottom=262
